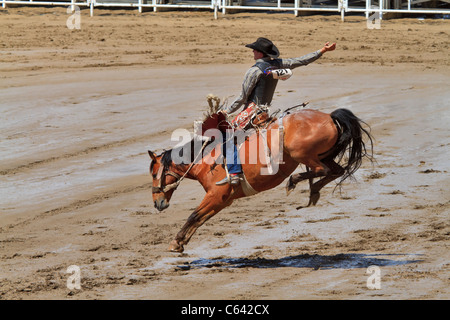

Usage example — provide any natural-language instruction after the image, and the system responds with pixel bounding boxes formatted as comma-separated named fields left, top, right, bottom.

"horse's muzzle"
left=154, top=198, right=169, bottom=212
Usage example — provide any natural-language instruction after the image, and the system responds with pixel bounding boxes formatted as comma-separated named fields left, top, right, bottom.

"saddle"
left=202, top=94, right=275, bottom=133
left=198, top=104, right=275, bottom=137
left=230, top=102, right=276, bottom=131
left=197, top=96, right=295, bottom=194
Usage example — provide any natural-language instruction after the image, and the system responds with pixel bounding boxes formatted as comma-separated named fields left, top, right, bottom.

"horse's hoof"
left=168, top=240, right=184, bottom=253
left=308, top=192, right=320, bottom=207
left=286, top=177, right=296, bottom=196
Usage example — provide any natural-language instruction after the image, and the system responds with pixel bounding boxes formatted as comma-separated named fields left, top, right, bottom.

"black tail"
left=329, top=108, right=374, bottom=183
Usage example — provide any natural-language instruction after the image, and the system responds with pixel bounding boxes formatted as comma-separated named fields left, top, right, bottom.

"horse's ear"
left=148, top=150, right=157, bottom=162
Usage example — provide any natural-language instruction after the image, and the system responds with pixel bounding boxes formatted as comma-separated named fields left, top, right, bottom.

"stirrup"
left=230, top=175, right=241, bottom=186
left=216, top=176, right=230, bottom=185
left=216, top=174, right=241, bottom=186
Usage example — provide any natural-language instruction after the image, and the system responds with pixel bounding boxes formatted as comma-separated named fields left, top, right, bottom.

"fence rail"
left=2, top=0, right=450, bottom=19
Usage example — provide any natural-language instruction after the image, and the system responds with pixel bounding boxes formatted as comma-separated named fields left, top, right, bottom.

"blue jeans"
left=224, top=140, right=242, bottom=175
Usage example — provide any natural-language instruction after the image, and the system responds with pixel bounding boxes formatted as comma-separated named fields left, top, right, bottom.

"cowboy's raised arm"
left=280, top=42, right=336, bottom=69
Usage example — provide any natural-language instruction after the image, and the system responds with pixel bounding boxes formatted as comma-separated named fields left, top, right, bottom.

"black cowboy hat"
left=245, top=37, right=280, bottom=58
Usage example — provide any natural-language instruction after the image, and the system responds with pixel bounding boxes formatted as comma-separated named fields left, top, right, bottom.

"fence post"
left=365, top=0, right=369, bottom=19
left=139, top=0, right=142, bottom=13
left=380, top=0, right=383, bottom=20
left=90, top=0, right=94, bottom=16
left=222, top=0, right=226, bottom=15
left=340, top=0, right=347, bottom=21
left=214, top=0, right=218, bottom=19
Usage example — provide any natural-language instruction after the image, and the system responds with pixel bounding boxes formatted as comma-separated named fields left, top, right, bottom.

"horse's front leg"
left=168, top=189, right=234, bottom=253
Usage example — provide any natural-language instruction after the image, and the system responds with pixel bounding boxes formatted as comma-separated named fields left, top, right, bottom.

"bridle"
left=151, top=166, right=182, bottom=194
left=151, top=139, right=209, bottom=195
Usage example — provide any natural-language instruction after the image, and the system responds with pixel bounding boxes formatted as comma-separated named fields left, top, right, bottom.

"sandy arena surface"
left=0, top=6, right=449, bottom=300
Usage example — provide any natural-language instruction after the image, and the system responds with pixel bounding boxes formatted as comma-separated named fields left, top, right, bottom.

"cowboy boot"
left=216, top=173, right=241, bottom=186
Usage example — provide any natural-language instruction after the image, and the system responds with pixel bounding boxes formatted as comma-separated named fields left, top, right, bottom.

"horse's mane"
left=160, top=138, right=196, bottom=170
left=159, top=94, right=225, bottom=170
left=160, top=149, right=174, bottom=170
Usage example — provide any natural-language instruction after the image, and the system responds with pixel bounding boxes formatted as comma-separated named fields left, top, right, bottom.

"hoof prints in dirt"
left=179, top=253, right=423, bottom=271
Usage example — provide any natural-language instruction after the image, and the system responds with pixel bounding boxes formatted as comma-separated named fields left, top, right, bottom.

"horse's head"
left=148, top=150, right=181, bottom=212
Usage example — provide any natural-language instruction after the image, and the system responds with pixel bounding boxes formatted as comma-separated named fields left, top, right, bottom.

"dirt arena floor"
left=0, top=6, right=449, bottom=300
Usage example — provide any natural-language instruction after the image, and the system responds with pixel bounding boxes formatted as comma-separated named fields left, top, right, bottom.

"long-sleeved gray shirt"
left=224, top=50, right=323, bottom=114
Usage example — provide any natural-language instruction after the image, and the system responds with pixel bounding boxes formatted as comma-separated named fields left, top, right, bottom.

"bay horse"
left=148, top=108, right=373, bottom=253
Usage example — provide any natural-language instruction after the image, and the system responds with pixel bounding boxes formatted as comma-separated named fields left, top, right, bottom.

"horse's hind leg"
left=286, top=159, right=345, bottom=208
left=286, top=159, right=331, bottom=195
left=306, top=160, right=345, bottom=207
left=286, top=167, right=313, bottom=195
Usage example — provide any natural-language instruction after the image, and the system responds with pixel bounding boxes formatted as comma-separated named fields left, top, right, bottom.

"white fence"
left=2, top=0, right=450, bottom=19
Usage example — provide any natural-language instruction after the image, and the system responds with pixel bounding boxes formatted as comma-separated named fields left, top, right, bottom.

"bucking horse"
left=148, top=100, right=373, bottom=253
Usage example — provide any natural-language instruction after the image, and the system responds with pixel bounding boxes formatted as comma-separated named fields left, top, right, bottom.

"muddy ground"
left=0, top=7, right=449, bottom=300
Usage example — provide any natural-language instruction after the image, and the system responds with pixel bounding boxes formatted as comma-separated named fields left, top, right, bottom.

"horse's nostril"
left=154, top=198, right=169, bottom=212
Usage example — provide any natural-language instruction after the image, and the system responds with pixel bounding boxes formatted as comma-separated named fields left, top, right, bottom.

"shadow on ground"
left=181, top=253, right=423, bottom=270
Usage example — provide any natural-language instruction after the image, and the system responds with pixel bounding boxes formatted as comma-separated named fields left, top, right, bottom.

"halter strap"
left=151, top=139, right=209, bottom=194
left=152, top=170, right=182, bottom=193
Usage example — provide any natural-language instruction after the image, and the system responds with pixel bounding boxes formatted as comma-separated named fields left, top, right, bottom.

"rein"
left=152, top=139, right=209, bottom=194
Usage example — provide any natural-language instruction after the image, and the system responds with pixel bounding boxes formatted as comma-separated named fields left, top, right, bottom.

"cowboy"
left=216, top=37, right=336, bottom=186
